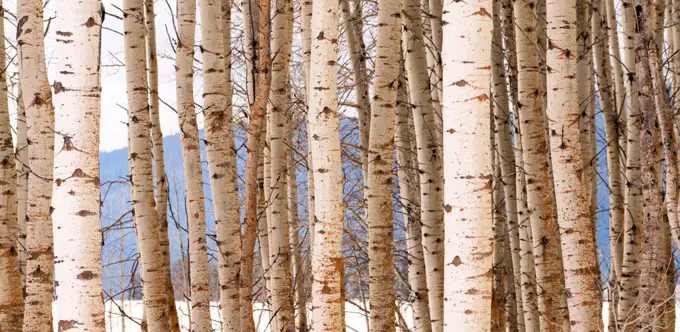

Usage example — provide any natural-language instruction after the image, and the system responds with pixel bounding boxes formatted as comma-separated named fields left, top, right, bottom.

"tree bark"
left=366, top=0, right=402, bottom=329
left=492, top=1, right=525, bottom=329
left=395, top=76, right=432, bottom=332
left=143, top=0, right=180, bottom=329
left=17, top=0, right=56, bottom=329
left=513, top=0, right=568, bottom=329
left=240, top=0, right=272, bottom=330
left=442, top=0, right=494, bottom=330
left=176, top=0, right=212, bottom=328
left=122, top=0, right=171, bottom=330
left=546, top=0, right=603, bottom=329
left=308, top=0, right=346, bottom=329
left=401, top=0, right=445, bottom=329
left=0, top=4, right=23, bottom=330
left=52, top=2, right=106, bottom=331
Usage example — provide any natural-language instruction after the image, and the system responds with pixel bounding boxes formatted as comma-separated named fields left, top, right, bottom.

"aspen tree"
left=300, top=0, right=314, bottom=258
left=308, top=0, right=346, bottom=329
left=365, top=0, right=402, bottom=329
left=17, top=0, right=56, bottom=329
left=216, top=0, right=242, bottom=330
left=546, top=0, right=603, bottom=329
left=52, top=1, right=106, bottom=331
left=617, top=0, right=644, bottom=328
left=176, top=0, right=212, bottom=328
left=121, top=0, right=171, bottom=330
left=266, top=0, right=296, bottom=328
left=491, top=153, right=507, bottom=332
left=401, top=0, right=445, bottom=328
left=286, top=126, right=307, bottom=332
left=592, top=0, right=624, bottom=316
left=499, top=2, right=540, bottom=328
left=492, top=1, right=525, bottom=329
left=143, top=0, right=180, bottom=329
left=442, top=0, right=494, bottom=330
left=15, top=81, right=27, bottom=288
left=395, top=78, right=432, bottom=332
left=240, top=0, right=272, bottom=330
left=422, top=0, right=443, bottom=141
left=631, top=1, right=665, bottom=329
left=605, top=0, right=627, bottom=159
left=0, top=4, right=23, bottom=330
left=513, top=0, right=568, bottom=329
left=340, top=0, right=370, bottom=179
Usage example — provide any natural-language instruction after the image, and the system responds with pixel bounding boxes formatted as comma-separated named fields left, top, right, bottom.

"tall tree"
left=0, top=4, right=23, bottom=330
left=395, top=76, right=432, bottom=332
left=513, top=0, right=568, bottom=329
left=122, top=0, right=171, bottom=330
left=617, top=0, right=644, bottom=327
left=308, top=0, right=346, bottom=330
left=442, top=0, right=494, bottom=330
left=18, top=0, right=56, bottom=329
left=52, top=1, right=106, bottom=331
left=15, top=81, right=27, bottom=289
left=492, top=0, right=525, bottom=329
left=401, top=0, right=445, bottom=328
left=143, top=0, right=180, bottom=329
left=240, top=0, right=272, bottom=330
left=546, top=0, right=603, bottom=329
left=266, top=0, right=295, bottom=328
left=176, top=0, right=212, bottom=328
left=216, top=0, right=242, bottom=330
left=366, top=0, right=402, bottom=330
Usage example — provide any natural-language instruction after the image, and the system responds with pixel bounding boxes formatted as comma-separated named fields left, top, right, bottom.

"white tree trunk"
left=366, top=0, right=401, bottom=329
left=15, top=80, right=27, bottom=290
left=18, top=0, right=56, bottom=329
left=546, top=1, right=603, bottom=329
left=396, top=79, right=432, bottom=332
left=401, top=0, right=445, bottom=328
left=442, top=0, right=493, bottom=330
left=143, top=0, right=180, bottom=329
left=122, top=1, right=170, bottom=330
left=52, top=2, right=106, bottom=331
left=176, top=0, right=212, bottom=328
left=308, top=0, right=346, bottom=329
left=0, top=4, right=23, bottom=330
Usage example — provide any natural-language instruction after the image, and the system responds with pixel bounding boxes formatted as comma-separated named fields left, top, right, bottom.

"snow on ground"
left=54, top=301, right=413, bottom=332
left=53, top=301, right=675, bottom=331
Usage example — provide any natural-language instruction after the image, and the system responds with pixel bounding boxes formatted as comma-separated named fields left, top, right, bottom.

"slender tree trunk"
left=422, top=0, right=443, bottom=142
left=0, top=4, right=23, bottom=330
left=442, top=0, right=493, bottom=330
left=592, top=0, right=624, bottom=319
left=122, top=1, right=170, bottom=330
left=340, top=0, right=370, bottom=179
left=240, top=0, right=272, bottom=330
left=308, top=0, right=346, bottom=329
left=287, top=127, right=308, bottom=332
left=491, top=154, right=507, bottom=332
left=632, top=2, right=665, bottom=329
left=17, top=0, right=56, bottom=329
left=513, top=0, right=568, bottom=329
left=52, top=2, right=106, bottom=331
left=546, top=1, right=603, bottom=329
left=492, top=1, right=524, bottom=330
left=365, top=0, right=402, bottom=329
left=605, top=0, right=628, bottom=161
left=617, top=0, right=644, bottom=329
left=395, top=77, right=432, bottom=332
left=216, top=1, right=242, bottom=330
left=266, top=0, right=295, bottom=328
left=15, top=80, right=27, bottom=290
left=401, top=0, right=445, bottom=328
left=242, top=0, right=259, bottom=106
left=143, top=1, right=180, bottom=329
left=176, top=0, right=212, bottom=328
